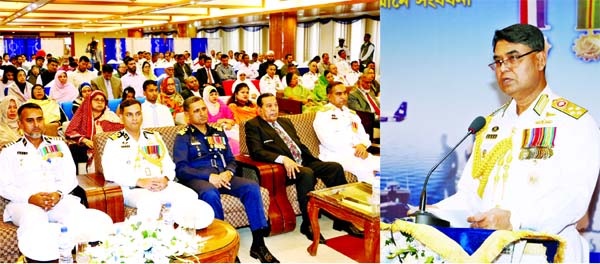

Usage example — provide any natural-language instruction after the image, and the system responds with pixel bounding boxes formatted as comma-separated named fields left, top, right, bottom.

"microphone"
left=412, top=116, right=486, bottom=227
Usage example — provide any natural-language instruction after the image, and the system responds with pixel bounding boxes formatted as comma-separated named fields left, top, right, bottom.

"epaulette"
left=552, top=98, right=587, bottom=119
left=4, top=138, right=24, bottom=147
left=178, top=127, right=189, bottom=135
left=109, top=131, right=126, bottom=141
left=319, top=105, right=336, bottom=112
left=490, top=101, right=510, bottom=117
left=208, top=124, right=223, bottom=131
left=143, top=130, right=159, bottom=139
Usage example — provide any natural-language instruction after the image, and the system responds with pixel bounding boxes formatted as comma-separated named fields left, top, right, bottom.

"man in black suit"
left=194, top=56, right=224, bottom=95
left=173, top=54, right=193, bottom=90
left=245, top=93, right=360, bottom=243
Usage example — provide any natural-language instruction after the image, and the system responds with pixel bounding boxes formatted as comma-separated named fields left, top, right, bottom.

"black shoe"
left=250, top=245, right=280, bottom=263
left=300, top=223, right=326, bottom=244
left=333, top=221, right=364, bottom=238
left=235, top=256, right=241, bottom=263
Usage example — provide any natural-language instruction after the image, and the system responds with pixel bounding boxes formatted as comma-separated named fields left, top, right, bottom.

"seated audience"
left=237, top=54, right=258, bottom=79
left=72, top=82, right=92, bottom=115
left=66, top=90, right=123, bottom=172
left=181, top=76, right=201, bottom=100
left=302, top=60, right=319, bottom=90
left=91, top=64, right=122, bottom=100
left=259, top=64, right=283, bottom=96
left=0, top=95, right=22, bottom=147
left=173, top=54, right=193, bottom=89
left=0, top=103, right=112, bottom=262
left=1, top=65, right=17, bottom=98
left=228, top=83, right=259, bottom=124
left=173, top=96, right=279, bottom=263
left=115, top=63, right=128, bottom=78
left=195, top=57, right=224, bottom=95
left=7, top=69, right=32, bottom=103
left=204, top=85, right=239, bottom=155
left=27, top=65, right=41, bottom=86
left=362, top=67, right=380, bottom=96
left=283, top=73, right=322, bottom=113
left=49, top=70, right=78, bottom=104
left=313, top=82, right=379, bottom=183
left=27, top=84, right=67, bottom=136
left=245, top=93, right=359, bottom=243
left=231, top=71, right=259, bottom=102
left=215, top=54, right=236, bottom=81
left=157, top=65, right=182, bottom=94
left=142, top=61, right=157, bottom=81
left=346, top=61, right=361, bottom=86
left=37, top=57, right=59, bottom=87
left=102, top=99, right=211, bottom=221
left=312, top=70, right=334, bottom=103
left=141, top=80, right=175, bottom=128
left=158, top=77, right=184, bottom=119
left=348, top=74, right=380, bottom=116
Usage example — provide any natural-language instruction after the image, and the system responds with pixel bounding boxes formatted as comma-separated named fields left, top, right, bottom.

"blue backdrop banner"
left=190, top=38, right=208, bottom=57
left=103, top=38, right=125, bottom=63
left=151, top=38, right=173, bottom=54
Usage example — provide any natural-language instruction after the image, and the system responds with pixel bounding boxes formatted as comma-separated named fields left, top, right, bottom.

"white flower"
left=81, top=217, right=205, bottom=263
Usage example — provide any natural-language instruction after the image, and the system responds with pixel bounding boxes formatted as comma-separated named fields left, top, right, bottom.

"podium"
left=381, top=220, right=564, bottom=263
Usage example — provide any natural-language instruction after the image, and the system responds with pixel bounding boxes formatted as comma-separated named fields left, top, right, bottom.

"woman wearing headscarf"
left=227, top=83, right=259, bottom=124
left=27, top=84, right=67, bottom=136
left=312, top=70, right=334, bottom=103
left=0, top=95, right=22, bottom=148
left=231, top=70, right=259, bottom=102
left=49, top=70, right=78, bottom=104
left=66, top=90, right=123, bottom=173
left=72, top=82, right=93, bottom=115
left=7, top=69, right=32, bottom=103
left=204, top=85, right=239, bottom=155
left=142, top=61, right=157, bottom=81
left=158, top=76, right=184, bottom=119
left=0, top=65, right=17, bottom=100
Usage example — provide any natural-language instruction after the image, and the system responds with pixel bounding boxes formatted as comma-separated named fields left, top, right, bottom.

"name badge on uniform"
left=121, top=141, right=130, bottom=148
left=519, top=127, right=556, bottom=160
left=331, top=114, right=338, bottom=120
left=40, top=144, right=63, bottom=163
left=17, top=151, right=28, bottom=155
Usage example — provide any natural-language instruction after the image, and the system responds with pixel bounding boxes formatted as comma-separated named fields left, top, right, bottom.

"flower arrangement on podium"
left=81, top=215, right=206, bottom=263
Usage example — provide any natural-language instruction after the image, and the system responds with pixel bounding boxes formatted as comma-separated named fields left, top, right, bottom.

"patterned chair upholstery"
left=92, top=125, right=270, bottom=228
left=237, top=112, right=357, bottom=235
left=0, top=198, right=19, bottom=263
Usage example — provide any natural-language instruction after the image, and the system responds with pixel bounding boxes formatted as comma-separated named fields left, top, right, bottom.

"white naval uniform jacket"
left=102, top=129, right=175, bottom=190
left=436, top=88, right=600, bottom=262
left=313, top=104, right=371, bottom=160
left=0, top=136, right=77, bottom=220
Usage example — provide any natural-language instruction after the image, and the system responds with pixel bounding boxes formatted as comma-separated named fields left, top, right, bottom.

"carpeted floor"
left=325, top=234, right=366, bottom=262
left=237, top=215, right=357, bottom=263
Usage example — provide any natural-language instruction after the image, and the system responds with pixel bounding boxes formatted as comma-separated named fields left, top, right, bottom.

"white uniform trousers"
left=320, top=152, right=380, bottom=184
left=123, top=181, right=201, bottom=221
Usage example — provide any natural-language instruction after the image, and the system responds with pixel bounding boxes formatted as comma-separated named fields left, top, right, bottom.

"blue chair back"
left=61, top=102, right=74, bottom=120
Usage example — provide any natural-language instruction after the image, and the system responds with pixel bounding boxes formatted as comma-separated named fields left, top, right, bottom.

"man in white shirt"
left=313, top=82, right=379, bottom=183
left=335, top=50, right=352, bottom=77
left=141, top=80, right=175, bottom=128
left=237, top=54, right=258, bottom=80
left=102, top=99, right=207, bottom=221
left=120, top=57, right=145, bottom=97
left=68, top=56, right=97, bottom=89
left=328, top=64, right=350, bottom=87
left=259, top=64, right=283, bottom=96
left=345, top=61, right=361, bottom=86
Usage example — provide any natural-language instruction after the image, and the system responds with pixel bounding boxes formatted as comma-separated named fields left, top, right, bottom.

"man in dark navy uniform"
left=173, top=96, right=278, bottom=263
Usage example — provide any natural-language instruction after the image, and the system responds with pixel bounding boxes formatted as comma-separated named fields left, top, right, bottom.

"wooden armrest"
left=235, top=154, right=296, bottom=235
left=76, top=173, right=125, bottom=223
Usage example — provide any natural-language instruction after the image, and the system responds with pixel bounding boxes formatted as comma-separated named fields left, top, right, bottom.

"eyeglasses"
left=488, top=50, right=539, bottom=71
